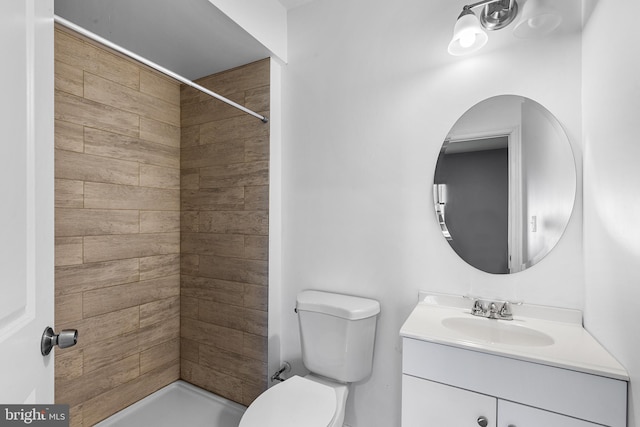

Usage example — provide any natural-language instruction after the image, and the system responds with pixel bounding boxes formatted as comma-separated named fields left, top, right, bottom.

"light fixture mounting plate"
left=480, top=0, right=519, bottom=31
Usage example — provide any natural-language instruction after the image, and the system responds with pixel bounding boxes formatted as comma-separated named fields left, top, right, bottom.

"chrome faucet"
left=470, top=298, right=514, bottom=320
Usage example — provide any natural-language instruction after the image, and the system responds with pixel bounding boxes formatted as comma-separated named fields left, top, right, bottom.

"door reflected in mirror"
left=434, top=95, right=576, bottom=274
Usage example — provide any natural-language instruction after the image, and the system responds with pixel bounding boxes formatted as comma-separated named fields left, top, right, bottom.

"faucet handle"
left=499, top=302, right=513, bottom=320
left=471, top=299, right=485, bottom=315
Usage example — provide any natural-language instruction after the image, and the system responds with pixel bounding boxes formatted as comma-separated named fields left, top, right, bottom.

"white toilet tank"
left=296, top=290, right=380, bottom=383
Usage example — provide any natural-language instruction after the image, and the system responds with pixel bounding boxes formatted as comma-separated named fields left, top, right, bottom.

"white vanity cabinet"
left=401, top=338, right=627, bottom=427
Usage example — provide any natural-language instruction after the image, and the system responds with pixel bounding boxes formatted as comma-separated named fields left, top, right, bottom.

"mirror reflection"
left=434, top=95, right=576, bottom=274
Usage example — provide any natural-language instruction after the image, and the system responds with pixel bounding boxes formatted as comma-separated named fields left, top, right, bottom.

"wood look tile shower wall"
left=179, top=59, right=270, bottom=406
left=55, top=25, right=270, bottom=424
left=54, top=27, right=181, bottom=426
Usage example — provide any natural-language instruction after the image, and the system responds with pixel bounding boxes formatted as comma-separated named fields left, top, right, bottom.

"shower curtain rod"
left=54, top=15, right=269, bottom=123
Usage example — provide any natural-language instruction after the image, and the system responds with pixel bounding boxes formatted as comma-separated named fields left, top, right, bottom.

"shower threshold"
left=94, top=380, right=246, bottom=427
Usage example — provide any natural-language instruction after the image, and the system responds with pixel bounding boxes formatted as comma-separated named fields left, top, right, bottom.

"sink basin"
left=441, top=316, right=555, bottom=347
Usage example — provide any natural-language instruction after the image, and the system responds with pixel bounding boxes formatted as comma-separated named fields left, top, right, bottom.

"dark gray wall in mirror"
left=433, top=95, right=576, bottom=274
left=435, top=146, right=509, bottom=274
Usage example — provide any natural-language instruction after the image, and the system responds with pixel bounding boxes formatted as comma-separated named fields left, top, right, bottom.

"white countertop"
left=400, top=292, right=629, bottom=381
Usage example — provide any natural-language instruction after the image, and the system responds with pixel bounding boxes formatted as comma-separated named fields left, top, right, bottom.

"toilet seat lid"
left=239, top=376, right=336, bottom=427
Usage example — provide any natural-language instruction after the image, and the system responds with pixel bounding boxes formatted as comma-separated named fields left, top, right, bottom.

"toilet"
left=239, top=290, right=380, bottom=427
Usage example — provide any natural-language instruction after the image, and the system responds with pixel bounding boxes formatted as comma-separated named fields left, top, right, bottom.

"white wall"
left=583, top=0, right=640, bottom=424
left=208, top=0, right=288, bottom=62
left=281, top=0, right=583, bottom=425
left=268, top=57, right=284, bottom=392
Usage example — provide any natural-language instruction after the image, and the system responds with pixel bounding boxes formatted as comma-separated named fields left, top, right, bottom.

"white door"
left=0, top=0, right=55, bottom=403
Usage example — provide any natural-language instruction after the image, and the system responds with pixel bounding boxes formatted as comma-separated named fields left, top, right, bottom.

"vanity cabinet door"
left=498, top=401, right=601, bottom=427
left=402, top=375, right=496, bottom=427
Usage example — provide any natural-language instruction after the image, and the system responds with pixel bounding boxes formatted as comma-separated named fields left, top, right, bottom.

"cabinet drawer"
left=499, top=401, right=600, bottom=427
left=402, top=375, right=496, bottom=427
left=402, top=338, right=627, bottom=427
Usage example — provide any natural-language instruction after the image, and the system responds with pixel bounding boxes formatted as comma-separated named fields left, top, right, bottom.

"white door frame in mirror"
left=445, top=126, right=524, bottom=273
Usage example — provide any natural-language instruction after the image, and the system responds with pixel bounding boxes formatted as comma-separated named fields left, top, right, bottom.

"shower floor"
left=94, top=381, right=246, bottom=427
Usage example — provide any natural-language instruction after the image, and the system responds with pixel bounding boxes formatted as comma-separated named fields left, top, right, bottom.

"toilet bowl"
left=239, top=375, right=348, bottom=427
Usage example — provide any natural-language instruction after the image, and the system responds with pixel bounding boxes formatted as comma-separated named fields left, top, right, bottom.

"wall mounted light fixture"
left=512, top=0, right=561, bottom=39
left=448, top=0, right=519, bottom=56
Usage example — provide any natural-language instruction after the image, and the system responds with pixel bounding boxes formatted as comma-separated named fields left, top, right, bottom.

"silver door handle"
left=41, top=327, right=78, bottom=356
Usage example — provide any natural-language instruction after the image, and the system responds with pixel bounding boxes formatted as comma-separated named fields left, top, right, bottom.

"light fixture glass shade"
left=448, top=12, right=489, bottom=56
left=513, top=0, right=562, bottom=38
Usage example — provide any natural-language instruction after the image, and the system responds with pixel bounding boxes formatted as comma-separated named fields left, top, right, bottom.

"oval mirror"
left=433, top=95, right=576, bottom=274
